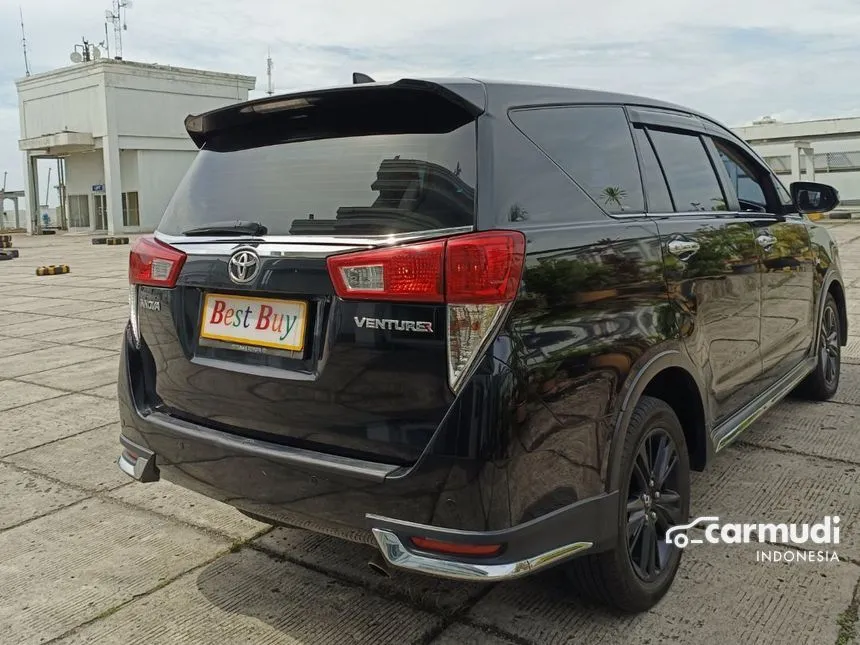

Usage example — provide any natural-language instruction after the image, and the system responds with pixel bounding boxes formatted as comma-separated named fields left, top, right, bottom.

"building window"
left=68, top=195, right=90, bottom=228
left=122, top=191, right=140, bottom=227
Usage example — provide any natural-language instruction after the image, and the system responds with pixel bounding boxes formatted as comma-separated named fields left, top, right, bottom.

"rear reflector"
left=129, top=235, right=187, bottom=287
left=410, top=536, right=503, bottom=557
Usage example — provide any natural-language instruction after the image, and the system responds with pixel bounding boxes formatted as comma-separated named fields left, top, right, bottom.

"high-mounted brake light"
left=327, top=231, right=526, bottom=392
left=129, top=236, right=186, bottom=287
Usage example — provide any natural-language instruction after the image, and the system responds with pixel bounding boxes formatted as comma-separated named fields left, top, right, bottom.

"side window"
left=648, top=129, right=726, bottom=212
left=632, top=127, right=674, bottom=213
left=713, top=140, right=769, bottom=212
left=510, top=106, right=644, bottom=214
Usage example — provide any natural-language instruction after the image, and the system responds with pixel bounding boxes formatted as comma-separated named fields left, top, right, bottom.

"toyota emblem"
left=228, top=249, right=260, bottom=284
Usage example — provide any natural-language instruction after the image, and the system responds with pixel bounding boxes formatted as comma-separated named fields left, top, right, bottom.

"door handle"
left=756, top=234, right=777, bottom=250
left=668, top=240, right=700, bottom=257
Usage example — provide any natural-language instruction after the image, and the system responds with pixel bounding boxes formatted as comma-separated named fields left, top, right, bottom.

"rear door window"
left=647, top=129, right=727, bottom=212
left=633, top=127, right=674, bottom=213
left=158, top=123, right=477, bottom=237
left=510, top=106, right=644, bottom=214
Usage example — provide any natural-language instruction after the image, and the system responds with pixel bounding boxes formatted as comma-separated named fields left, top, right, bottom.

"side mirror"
left=790, top=181, right=840, bottom=214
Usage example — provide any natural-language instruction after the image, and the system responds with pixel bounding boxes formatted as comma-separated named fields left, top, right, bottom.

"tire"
left=794, top=293, right=841, bottom=401
left=564, top=396, right=691, bottom=612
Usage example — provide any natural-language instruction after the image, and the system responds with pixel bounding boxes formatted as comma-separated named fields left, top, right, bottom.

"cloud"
left=2, top=0, right=860, bottom=204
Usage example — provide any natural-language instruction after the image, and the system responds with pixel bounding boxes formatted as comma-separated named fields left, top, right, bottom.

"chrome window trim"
left=154, top=226, right=475, bottom=257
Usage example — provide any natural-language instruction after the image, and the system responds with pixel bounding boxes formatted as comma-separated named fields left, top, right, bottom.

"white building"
left=733, top=116, right=860, bottom=212
left=17, top=60, right=256, bottom=235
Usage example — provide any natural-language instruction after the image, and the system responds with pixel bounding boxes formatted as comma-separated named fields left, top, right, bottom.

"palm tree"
left=601, top=186, right=627, bottom=209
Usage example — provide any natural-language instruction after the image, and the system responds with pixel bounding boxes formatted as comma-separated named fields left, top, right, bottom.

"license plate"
left=200, top=293, right=308, bottom=352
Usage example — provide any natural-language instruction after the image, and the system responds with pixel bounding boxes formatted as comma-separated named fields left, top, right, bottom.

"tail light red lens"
left=129, top=236, right=186, bottom=287
left=326, top=231, right=525, bottom=304
left=446, top=232, right=526, bottom=304
left=327, top=239, right=444, bottom=302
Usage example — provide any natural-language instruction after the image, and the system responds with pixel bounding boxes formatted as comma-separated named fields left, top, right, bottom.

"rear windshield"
left=158, top=123, right=477, bottom=237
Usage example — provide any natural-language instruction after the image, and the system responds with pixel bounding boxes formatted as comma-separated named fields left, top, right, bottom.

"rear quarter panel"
left=475, top=113, right=681, bottom=524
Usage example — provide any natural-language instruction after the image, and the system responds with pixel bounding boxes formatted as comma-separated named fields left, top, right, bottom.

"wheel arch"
left=605, top=346, right=712, bottom=492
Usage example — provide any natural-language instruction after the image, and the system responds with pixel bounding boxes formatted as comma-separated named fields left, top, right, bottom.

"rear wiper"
left=182, top=220, right=268, bottom=236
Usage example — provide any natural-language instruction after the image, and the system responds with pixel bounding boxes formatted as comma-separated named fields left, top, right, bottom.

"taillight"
left=327, top=231, right=525, bottom=392
left=129, top=236, right=186, bottom=287
left=445, top=233, right=525, bottom=304
left=327, top=239, right=444, bottom=302
left=128, top=236, right=186, bottom=347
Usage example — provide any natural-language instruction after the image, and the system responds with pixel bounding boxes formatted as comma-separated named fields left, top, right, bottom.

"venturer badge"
left=354, top=317, right=433, bottom=333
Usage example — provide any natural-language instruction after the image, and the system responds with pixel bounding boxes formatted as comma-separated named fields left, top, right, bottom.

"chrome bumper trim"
left=117, top=451, right=154, bottom=481
left=117, top=452, right=137, bottom=478
left=371, top=528, right=592, bottom=582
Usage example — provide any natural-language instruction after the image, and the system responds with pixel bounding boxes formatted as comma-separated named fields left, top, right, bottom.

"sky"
left=2, top=0, right=860, bottom=207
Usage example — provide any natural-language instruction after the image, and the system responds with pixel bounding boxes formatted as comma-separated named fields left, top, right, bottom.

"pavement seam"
left=246, top=540, right=475, bottom=620
left=0, top=458, right=272, bottom=545
left=0, top=496, right=94, bottom=534
left=0, top=420, right=118, bottom=459
left=836, top=573, right=860, bottom=645
left=0, top=388, right=70, bottom=414
left=9, top=375, right=119, bottom=397
left=40, top=533, right=263, bottom=645
left=245, top=539, right=529, bottom=644
left=418, top=586, right=524, bottom=645
left=7, top=304, right=124, bottom=327
left=734, top=439, right=860, bottom=467
left=2, top=351, right=120, bottom=383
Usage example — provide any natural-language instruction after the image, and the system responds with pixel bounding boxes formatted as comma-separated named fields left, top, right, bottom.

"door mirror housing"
left=790, top=181, right=840, bottom=214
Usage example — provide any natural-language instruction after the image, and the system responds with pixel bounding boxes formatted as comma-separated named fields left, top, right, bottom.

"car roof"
left=425, top=77, right=699, bottom=115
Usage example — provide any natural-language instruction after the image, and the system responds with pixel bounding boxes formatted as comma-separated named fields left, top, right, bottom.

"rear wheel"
left=564, top=396, right=690, bottom=612
left=794, top=293, right=841, bottom=401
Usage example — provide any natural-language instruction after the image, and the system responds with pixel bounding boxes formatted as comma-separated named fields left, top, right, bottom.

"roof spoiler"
left=183, top=78, right=485, bottom=149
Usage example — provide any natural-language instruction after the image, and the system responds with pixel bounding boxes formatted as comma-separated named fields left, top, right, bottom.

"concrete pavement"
left=1, top=227, right=859, bottom=644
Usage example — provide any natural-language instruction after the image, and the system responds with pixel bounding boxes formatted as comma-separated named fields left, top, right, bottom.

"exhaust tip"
left=368, top=551, right=391, bottom=577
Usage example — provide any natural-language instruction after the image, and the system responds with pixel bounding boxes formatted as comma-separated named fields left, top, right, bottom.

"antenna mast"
left=19, top=7, right=30, bottom=77
left=106, top=0, right=132, bottom=60
left=266, top=49, right=274, bottom=96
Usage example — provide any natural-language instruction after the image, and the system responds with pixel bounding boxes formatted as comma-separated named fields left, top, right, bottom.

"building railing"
left=763, top=151, right=860, bottom=174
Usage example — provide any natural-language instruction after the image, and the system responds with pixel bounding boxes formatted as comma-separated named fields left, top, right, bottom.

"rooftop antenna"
left=70, top=38, right=102, bottom=64
left=266, top=48, right=274, bottom=96
left=266, top=47, right=275, bottom=96
left=19, top=7, right=31, bottom=77
left=352, top=72, right=374, bottom=84
left=106, top=0, right=132, bottom=60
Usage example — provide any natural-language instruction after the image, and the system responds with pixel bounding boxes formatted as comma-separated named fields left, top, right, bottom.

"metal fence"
left=763, top=151, right=860, bottom=174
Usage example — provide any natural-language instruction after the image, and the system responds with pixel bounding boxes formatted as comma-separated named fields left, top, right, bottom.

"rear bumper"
left=117, top=331, right=619, bottom=580
left=118, top=433, right=616, bottom=581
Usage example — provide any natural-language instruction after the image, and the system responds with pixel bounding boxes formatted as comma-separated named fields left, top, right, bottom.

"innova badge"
left=228, top=248, right=260, bottom=284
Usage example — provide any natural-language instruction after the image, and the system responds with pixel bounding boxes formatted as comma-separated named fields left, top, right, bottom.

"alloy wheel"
left=820, top=303, right=840, bottom=387
left=626, top=429, right=683, bottom=583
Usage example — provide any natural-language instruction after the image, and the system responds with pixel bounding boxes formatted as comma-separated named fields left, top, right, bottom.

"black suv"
left=117, top=78, right=846, bottom=611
